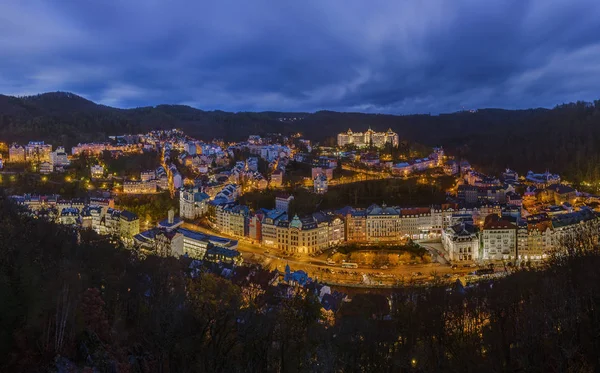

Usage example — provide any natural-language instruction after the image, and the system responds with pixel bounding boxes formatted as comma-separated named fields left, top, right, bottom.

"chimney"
left=168, top=209, right=174, bottom=224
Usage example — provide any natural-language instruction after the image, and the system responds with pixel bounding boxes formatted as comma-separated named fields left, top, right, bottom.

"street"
left=181, top=222, right=473, bottom=286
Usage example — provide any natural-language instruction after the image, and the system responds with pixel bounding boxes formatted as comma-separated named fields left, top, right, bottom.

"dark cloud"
left=1, top=0, right=600, bottom=113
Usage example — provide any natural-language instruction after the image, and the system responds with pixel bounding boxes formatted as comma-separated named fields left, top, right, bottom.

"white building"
left=399, top=207, right=434, bottom=239
left=90, top=164, right=104, bottom=179
left=155, top=230, right=184, bottom=257
left=25, top=141, right=52, bottom=163
left=365, top=204, right=401, bottom=242
left=141, top=170, right=155, bottom=182
left=443, top=160, right=458, bottom=175
left=392, top=162, right=412, bottom=176
left=179, top=188, right=210, bottom=219
left=275, top=194, right=294, bottom=213
left=8, top=144, right=26, bottom=162
left=314, top=174, right=328, bottom=194
left=214, top=184, right=240, bottom=203
left=172, top=171, right=182, bottom=189
left=51, top=147, right=70, bottom=167
left=270, top=170, right=284, bottom=188
left=122, top=180, right=157, bottom=194
left=39, top=162, right=53, bottom=174
left=337, top=128, right=399, bottom=148
left=215, top=204, right=248, bottom=237
left=442, top=223, right=480, bottom=262
left=481, top=216, right=517, bottom=261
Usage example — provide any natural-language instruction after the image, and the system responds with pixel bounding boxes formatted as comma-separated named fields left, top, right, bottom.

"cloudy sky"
left=2, top=0, right=600, bottom=113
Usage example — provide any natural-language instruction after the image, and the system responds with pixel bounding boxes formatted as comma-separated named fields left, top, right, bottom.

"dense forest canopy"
left=2, top=92, right=600, bottom=181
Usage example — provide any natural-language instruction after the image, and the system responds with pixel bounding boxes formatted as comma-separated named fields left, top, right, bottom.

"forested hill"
left=0, top=92, right=301, bottom=146
left=2, top=92, right=600, bottom=181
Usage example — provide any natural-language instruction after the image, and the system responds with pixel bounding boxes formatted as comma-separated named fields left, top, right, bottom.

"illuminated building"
left=337, top=127, right=399, bottom=148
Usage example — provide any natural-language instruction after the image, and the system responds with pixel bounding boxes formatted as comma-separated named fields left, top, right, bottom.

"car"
left=380, top=265, right=389, bottom=270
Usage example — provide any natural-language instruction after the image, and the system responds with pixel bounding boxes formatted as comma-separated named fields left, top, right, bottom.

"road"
left=417, top=240, right=451, bottom=265
left=182, top=222, right=472, bottom=286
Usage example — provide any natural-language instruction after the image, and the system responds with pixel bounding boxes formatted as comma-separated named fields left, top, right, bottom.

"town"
left=2, top=126, right=599, bottom=289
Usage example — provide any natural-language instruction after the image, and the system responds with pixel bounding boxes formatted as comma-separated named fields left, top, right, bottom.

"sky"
left=2, top=0, right=600, bottom=114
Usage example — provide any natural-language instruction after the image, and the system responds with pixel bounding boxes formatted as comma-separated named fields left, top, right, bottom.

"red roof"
left=401, top=207, right=431, bottom=216
left=483, top=218, right=516, bottom=230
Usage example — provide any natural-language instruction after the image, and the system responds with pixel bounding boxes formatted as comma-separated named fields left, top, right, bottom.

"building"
left=346, top=209, right=367, bottom=242
left=314, top=174, right=328, bottom=194
left=506, top=191, right=523, bottom=207
left=215, top=204, right=249, bottom=237
left=155, top=166, right=168, bottom=190
left=481, top=215, right=517, bottom=261
left=246, top=157, right=259, bottom=172
left=205, top=246, right=242, bottom=265
left=399, top=207, right=433, bottom=239
left=90, top=164, right=104, bottom=179
left=521, top=220, right=552, bottom=261
left=539, top=184, right=577, bottom=205
left=39, top=162, right=53, bottom=174
left=316, top=212, right=345, bottom=246
left=443, top=160, right=458, bottom=175
left=172, top=171, right=182, bottom=189
left=140, top=170, right=155, bottom=182
left=442, top=222, right=480, bottom=262
left=184, top=142, right=197, bottom=155
left=155, top=230, right=184, bottom=257
left=551, top=208, right=599, bottom=248
left=248, top=214, right=262, bottom=242
left=270, top=170, right=284, bottom=188
left=365, top=204, right=401, bottom=242
left=526, top=170, right=560, bottom=187
left=457, top=185, right=479, bottom=205
left=478, top=186, right=506, bottom=204
left=179, top=188, right=210, bottom=219
left=430, top=147, right=444, bottom=166
left=261, top=209, right=288, bottom=247
left=337, top=127, right=399, bottom=148
left=119, top=210, right=140, bottom=239
left=25, top=141, right=52, bottom=163
left=8, top=144, right=26, bottom=162
left=392, top=162, right=413, bottom=176
left=214, top=184, right=240, bottom=203
left=311, top=167, right=333, bottom=180
left=59, top=207, right=80, bottom=225
left=178, top=229, right=211, bottom=259
left=459, top=160, right=471, bottom=174
left=275, top=215, right=330, bottom=254
left=123, top=180, right=157, bottom=194
left=412, top=157, right=436, bottom=171
left=502, top=169, right=519, bottom=184
left=50, top=147, right=70, bottom=167
left=275, top=194, right=294, bottom=213
left=158, top=210, right=184, bottom=232
left=135, top=222, right=238, bottom=260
